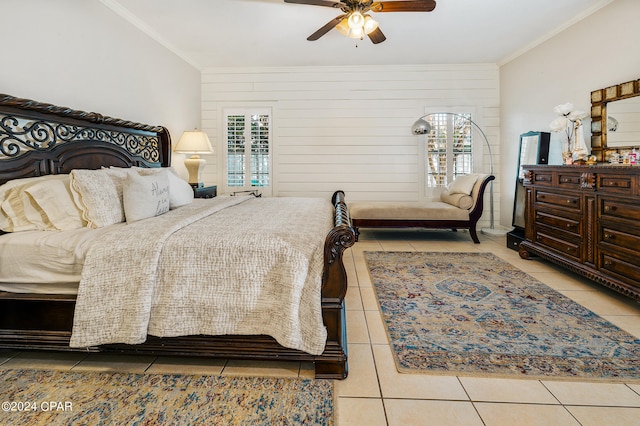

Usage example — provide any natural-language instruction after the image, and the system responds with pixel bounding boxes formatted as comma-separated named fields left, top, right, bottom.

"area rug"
left=365, top=251, right=640, bottom=382
left=0, top=369, right=334, bottom=425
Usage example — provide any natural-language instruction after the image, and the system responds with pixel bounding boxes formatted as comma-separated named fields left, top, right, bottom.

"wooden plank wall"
left=200, top=64, right=500, bottom=227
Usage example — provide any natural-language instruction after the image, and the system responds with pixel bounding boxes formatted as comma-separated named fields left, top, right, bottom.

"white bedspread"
left=70, top=196, right=333, bottom=355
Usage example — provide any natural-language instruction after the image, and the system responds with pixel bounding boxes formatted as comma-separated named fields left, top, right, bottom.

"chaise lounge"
left=349, top=173, right=495, bottom=243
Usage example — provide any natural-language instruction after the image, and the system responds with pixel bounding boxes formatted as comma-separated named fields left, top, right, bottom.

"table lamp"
left=174, top=130, right=213, bottom=188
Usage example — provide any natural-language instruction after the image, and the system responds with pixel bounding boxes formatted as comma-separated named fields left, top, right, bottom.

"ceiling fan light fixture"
left=347, top=11, right=365, bottom=30
left=363, top=15, right=379, bottom=34
left=347, top=26, right=364, bottom=39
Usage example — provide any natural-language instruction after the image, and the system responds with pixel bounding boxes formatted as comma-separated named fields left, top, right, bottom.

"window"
left=224, top=109, right=272, bottom=195
left=424, top=112, right=474, bottom=189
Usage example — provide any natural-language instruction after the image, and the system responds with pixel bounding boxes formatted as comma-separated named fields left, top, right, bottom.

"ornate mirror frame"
left=590, top=79, right=640, bottom=161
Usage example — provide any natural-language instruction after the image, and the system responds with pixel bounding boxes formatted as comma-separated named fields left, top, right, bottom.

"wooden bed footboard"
left=0, top=94, right=356, bottom=379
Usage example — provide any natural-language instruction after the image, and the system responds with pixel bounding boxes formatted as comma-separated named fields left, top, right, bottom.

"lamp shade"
left=411, top=118, right=432, bottom=135
left=174, top=131, right=213, bottom=154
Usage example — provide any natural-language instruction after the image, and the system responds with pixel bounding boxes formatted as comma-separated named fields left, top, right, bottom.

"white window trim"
left=417, top=106, right=482, bottom=201
left=221, top=107, right=274, bottom=197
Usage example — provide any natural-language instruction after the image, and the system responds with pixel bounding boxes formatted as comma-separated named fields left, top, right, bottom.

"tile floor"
left=2, top=229, right=640, bottom=425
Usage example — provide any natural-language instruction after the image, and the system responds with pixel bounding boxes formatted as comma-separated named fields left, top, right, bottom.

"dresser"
left=519, top=165, right=640, bottom=301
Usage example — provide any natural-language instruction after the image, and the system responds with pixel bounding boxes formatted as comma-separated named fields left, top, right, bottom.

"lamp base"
left=184, top=155, right=206, bottom=187
left=481, top=226, right=510, bottom=236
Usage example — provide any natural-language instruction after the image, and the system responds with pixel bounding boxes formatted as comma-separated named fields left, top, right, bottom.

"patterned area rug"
left=0, top=369, right=333, bottom=425
left=365, top=251, right=640, bottom=381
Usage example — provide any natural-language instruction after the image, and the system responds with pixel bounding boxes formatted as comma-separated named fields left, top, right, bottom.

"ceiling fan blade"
left=284, top=0, right=344, bottom=8
left=367, top=27, right=386, bottom=44
left=307, top=15, right=346, bottom=41
left=371, top=0, right=436, bottom=12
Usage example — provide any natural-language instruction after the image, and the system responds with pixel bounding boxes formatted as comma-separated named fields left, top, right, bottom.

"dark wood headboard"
left=0, top=94, right=171, bottom=185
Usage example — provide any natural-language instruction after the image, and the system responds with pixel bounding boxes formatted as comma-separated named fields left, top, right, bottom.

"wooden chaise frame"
left=0, top=94, right=355, bottom=379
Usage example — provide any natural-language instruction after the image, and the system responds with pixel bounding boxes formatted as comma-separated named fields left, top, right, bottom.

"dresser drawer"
left=534, top=229, right=581, bottom=260
left=600, top=226, right=640, bottom=253
left=536, top=191, right=581, bottom=210
left=531, top=171, right=553, bottom=186
left=598, top=174, right=633, bottom=194
left=535, top=211, right=580, bottom=235
left=557, top=172, right=582, bottom=189
left=599, top=252, right=640, bottom=285
left=600, top=199, right=640, bottom=221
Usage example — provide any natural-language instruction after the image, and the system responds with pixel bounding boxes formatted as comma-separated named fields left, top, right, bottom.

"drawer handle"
left=560, top=178, right=572, bottom=183
left=566, top=223, right=576, bottom=229
left=604, top=233, right=614, bottom=240
left=604, top=260, right=613, bottom=267
left=604, top=205, right=616, bottom=212
left=566, top=199, right=574, bottom=204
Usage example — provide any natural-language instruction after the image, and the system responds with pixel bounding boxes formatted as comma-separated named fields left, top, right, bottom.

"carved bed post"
left=317, top=190, right=355, bottom=378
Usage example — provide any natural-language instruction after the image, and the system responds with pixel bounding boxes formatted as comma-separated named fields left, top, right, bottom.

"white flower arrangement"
left=549, top=102, right=588, bottom=154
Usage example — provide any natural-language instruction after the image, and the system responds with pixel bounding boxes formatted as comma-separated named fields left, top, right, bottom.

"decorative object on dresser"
left=194, top=185, right=217, bottom=199
left=519, top=164, right=640, bottom=301
left=549, top=103, right=589, bottom=164
left=0, top=94, right=355, bottom=379
left=590, top=78, right=640, bottom=162
left=174, top=129, right=214, bottom=188
left=507, top=131, right=550, bottom=251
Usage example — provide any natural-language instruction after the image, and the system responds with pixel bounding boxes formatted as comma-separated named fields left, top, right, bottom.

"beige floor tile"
left=474, top=402, right=579, bottom=426
left=364, top=309, right=389, bottom=345
left=145, top=356, right=226, bottom=375
left=566, top=406, right=640, bottom=426
left=334, top=343, right=380, bottom=398
left=345, top=285, right=364, bottom=311
left=558, top=290, right=640, bottom=316
left=542, top=381, right=640, bottom=407
left=359, top=287, right=379, bottom=311
left=71, top=353, right=155, bottom=373
left=459, top=377, right=558, bottom=404
left=221, top=359, right=301, bottom=378
left=2, top=351, right=87, bottom=370
left=529, top=270, right=601, bottom=292
left=299, top=362, right=315, bottom=379
left=601, top=315, right=640, bottom=338
left=0, top=350, right=18, bottom=365
left=336, top=397, right=386, bottom=426
left=627, top=383, right=640, bottom=393
left=347, top=309, right=370, bottom=344
left=385, top=399, right=484, bottom=426
left=372, top=344, right=468, bottom=400
left=379, top=241, right=415, bottom=251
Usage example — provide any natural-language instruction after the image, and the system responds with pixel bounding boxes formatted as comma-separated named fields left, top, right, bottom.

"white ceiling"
left=103, top=0, right=611, bottom=70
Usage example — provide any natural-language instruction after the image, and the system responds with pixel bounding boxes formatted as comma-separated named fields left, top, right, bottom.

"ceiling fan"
left=284, top=0, right=436, bottom=44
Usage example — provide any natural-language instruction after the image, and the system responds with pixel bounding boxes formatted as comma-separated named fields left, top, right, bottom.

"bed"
left=0, top=94, right=355, bottom=379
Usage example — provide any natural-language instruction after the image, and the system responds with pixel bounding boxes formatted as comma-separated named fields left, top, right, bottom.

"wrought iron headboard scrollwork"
left=0, top=94, right=171, bottom=184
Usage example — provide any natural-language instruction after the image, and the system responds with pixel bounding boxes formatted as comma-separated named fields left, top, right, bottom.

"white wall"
left=500, top=0, right=640, bottom=228
left=0, top=0, right=200, bottom=151
left=201, top=64, right=500, bottom=228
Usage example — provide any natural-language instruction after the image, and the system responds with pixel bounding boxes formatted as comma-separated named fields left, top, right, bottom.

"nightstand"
left=193, top=185, right=217, bottom=199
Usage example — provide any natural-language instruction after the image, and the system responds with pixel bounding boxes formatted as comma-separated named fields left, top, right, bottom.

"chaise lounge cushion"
left=349, top=200, right=470, bottom=221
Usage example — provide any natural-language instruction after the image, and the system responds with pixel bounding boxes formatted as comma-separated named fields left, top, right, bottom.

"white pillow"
left=448, top=174, right=478, bottom=195
left=123, top=170, right=170, bottom=223
left=23, top=176, right=85, bottom=231
left=70, top=169, right=125, bottom=228
left=134, top=166, right=193, bottom=208
left=440, top=189, right=474, bottom=210
left=0, top=175, right=73, bottom=232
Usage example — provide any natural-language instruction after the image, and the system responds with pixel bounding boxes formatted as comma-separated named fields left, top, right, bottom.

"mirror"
left=512, top=131, right=550, bottom=229
left=607, top=96, right=640, bottom=146
left=591, top=79, right=640, bottom=161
